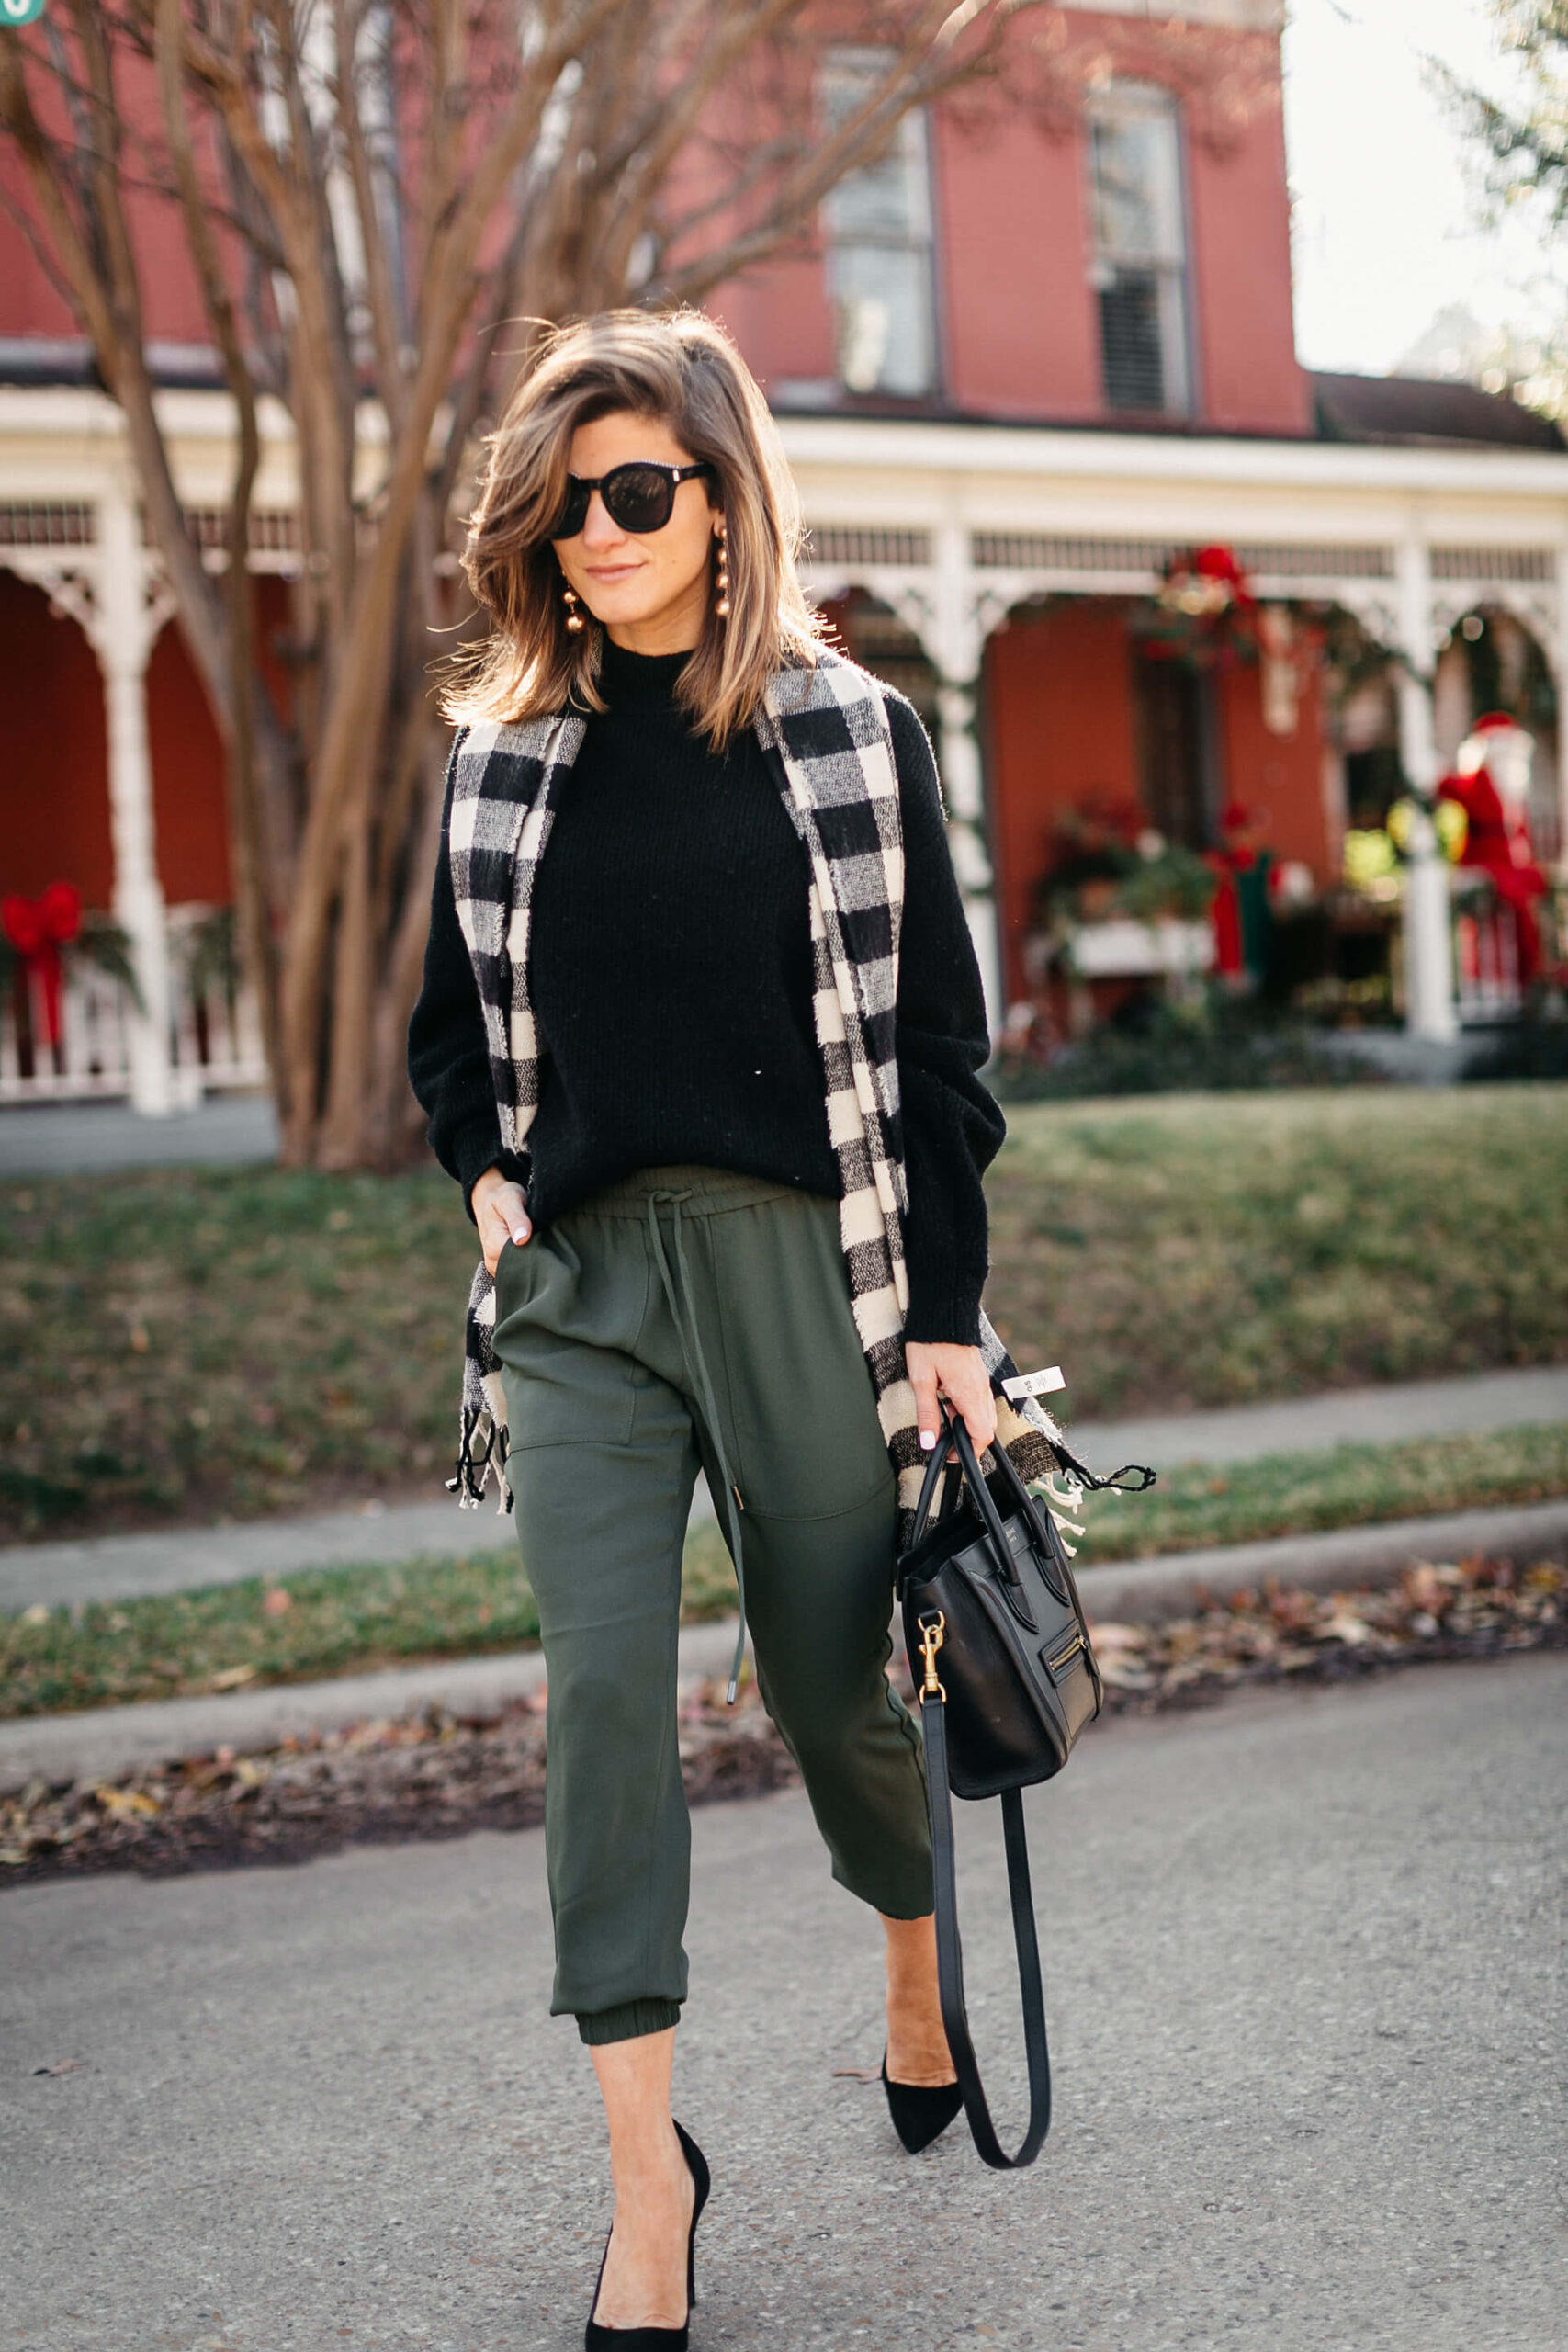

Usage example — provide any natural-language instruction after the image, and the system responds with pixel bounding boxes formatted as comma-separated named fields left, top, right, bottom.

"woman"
left=409, top=309, right=1046, bottom=2346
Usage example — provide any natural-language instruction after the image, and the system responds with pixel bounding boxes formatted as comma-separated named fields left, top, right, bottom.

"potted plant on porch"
left=1024, top=797, right=1216, bottom=1033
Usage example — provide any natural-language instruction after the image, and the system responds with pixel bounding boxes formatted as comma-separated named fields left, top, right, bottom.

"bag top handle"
left=909, top=1415, right=958, bottom=1544
left=910, top=1404, right=1072, bottom=1611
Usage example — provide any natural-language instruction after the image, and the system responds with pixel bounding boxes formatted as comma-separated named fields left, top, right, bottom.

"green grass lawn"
left=1075, top=1420, right=1568, bottom=1560
left=985, top=1086, right=1568, bottom=1419
left=3, top=1084, right=1566, bottom=1543
left=4, top=1423, right=1563, bottom=1721
left=2, top=1165, right=475, bottom=1539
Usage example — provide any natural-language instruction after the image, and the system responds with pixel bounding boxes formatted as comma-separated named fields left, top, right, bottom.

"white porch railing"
left=1450, top=874, right=1568, bottom=1023
left=0, top=905, right=268, bottom=1105
left=1453, top=896, right=1524, bottom=1022
left=0, top=961, right=135, bottom=1102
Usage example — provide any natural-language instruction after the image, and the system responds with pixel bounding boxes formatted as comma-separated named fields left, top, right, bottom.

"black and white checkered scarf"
left=443, top=647, right=1124, bottom=1534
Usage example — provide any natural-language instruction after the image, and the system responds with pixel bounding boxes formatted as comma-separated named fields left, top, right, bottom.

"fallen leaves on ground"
left=1, top=1555, right=1560, bottom=1886
left=0, top=1671, right=795, bottom=1885
left=1080, top=1554, right=1564, bottom=1705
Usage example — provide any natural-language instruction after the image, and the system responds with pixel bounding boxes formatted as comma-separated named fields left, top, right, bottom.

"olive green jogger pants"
left=491, top=1164, right=934, bottom=2046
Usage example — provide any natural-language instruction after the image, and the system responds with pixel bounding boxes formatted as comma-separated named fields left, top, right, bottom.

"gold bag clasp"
left=917, top=1609, right=946, bottom=1702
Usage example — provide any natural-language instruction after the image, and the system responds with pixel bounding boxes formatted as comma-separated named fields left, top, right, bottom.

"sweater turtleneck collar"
left=596, top=633, right=694, bottom=707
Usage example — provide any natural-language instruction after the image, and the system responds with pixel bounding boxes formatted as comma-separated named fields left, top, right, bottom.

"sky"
left=1282, top=0, right=1558, bottom=374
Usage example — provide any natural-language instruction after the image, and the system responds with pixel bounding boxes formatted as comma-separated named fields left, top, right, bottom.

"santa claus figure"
left=1436, top=712, right=1548, bottom=986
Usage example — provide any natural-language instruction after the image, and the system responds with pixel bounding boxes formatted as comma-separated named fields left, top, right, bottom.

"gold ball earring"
left=563, top=583, right=584, bottom=635
left=714, top=525, right=730, bottom=620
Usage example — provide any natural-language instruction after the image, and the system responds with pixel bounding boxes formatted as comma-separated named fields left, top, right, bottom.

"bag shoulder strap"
left=920, top=1673, right=1052, bottom=2170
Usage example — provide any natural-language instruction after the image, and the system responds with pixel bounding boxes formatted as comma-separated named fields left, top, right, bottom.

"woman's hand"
left=470, top=1164, right=533, bottom=1277
left=904, top=1340, right=997, bottom=1460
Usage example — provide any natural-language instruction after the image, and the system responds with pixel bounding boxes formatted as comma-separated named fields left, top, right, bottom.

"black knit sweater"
left=407, top=638, right=1005, bottom=1342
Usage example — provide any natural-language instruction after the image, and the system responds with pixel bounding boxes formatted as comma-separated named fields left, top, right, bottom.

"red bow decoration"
left=1157, top=542, right=1257, bottom=620
left=2, top=880, right=83, bottom=1051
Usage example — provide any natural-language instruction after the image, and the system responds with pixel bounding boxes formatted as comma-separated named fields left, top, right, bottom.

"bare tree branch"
left=332, top=0, right=409, bottom=435
left=153, top=0, right=288, bottom=1109
left=576, top=0, right=807, bottom=300
left=0, top=176, right=85, bottom=321
left=659, top=0, right=1011, bottom=300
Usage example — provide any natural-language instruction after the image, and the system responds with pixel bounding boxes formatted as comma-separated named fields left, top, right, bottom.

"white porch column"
left=95, top=485, right=175, bottom=1114
left=1394, top=533, right=1457, bottom=1042
left=931, top=520, right=1002, bottom=1035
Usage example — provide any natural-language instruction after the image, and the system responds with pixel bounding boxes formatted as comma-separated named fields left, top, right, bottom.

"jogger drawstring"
left=645, top=1190, right=749, bottom=1705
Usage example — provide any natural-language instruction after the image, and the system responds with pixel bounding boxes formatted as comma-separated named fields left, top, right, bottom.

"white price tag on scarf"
left=1002, top=1366, right=1066, bottom=1401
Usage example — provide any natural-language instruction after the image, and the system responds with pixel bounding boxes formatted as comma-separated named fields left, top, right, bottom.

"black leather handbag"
left=897, top=1407, right=1127, bottom=2170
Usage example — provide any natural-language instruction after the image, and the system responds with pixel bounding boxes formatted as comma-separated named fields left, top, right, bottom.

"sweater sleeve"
left=885, top=692, right=1006, bottom=1345
left=406, top=734, right=529, bottom=1221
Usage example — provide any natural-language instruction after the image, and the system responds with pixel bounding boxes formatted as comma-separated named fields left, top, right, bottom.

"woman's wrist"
left=469, top=1162, right=506, bottom=1220
left=900, top=1291, right=983, bottom=1349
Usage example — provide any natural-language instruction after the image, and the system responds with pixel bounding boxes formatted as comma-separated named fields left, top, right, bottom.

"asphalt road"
left=4, top=1654, right=1564, bottom=2352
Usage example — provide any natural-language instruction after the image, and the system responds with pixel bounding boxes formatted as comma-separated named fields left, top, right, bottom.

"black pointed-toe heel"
left=882, top=2054, right=964, bottom=2154
left=584, top=2120, right=710, bottom=2348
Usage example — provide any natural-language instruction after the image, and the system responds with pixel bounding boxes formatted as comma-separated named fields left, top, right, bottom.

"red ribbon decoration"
left=1190, top=544, right=1257, bottom=610
left=2, top=880, right=83, bottom=1051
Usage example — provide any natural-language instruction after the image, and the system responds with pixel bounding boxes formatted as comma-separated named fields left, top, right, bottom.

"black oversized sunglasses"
left=549, top=460, right=715, bottom=541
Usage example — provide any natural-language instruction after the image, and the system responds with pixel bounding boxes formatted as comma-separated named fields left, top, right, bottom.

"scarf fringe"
left=1044, top=1430, right=1157, bottom=1497
left=984, top=1338, right=1156, bottom=1499
left=982, top=1366, right=1156, bottom=1563
left=447, top=1406, right=514, bottom=1514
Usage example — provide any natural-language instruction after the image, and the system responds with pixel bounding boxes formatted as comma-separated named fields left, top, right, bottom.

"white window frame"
left=1086, top=78, right=1194, bottom=417
left=819, top=49, right=938, bottom=401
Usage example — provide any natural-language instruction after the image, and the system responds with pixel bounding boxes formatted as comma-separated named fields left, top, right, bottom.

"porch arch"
left=0, top=565, right=114, bottom=908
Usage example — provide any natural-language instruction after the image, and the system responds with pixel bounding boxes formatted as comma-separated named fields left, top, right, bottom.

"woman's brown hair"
left=441, top=308, right=822, bottom=747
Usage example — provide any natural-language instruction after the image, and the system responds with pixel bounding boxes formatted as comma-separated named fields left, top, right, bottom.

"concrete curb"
left=4, top=1498, right=1566, bottom=1793
left=0, top=1485, right=715, bottom=1613
left=0, top=1617, right=750, bottom=1793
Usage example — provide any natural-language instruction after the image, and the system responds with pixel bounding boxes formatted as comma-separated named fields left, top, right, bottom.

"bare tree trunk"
left=153, top=0, right=287, bottom=1115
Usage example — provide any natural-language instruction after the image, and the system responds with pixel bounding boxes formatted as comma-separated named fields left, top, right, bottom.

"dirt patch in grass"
left=3, top=1555, right=1560, bottom=1886
left=5, top=1086, right=1567, bottom=1542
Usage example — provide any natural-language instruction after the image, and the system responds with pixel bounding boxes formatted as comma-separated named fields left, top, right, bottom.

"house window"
left=821, top=51, right=936, bottom=399
left=1088, top=81, right=1192, bottom=415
